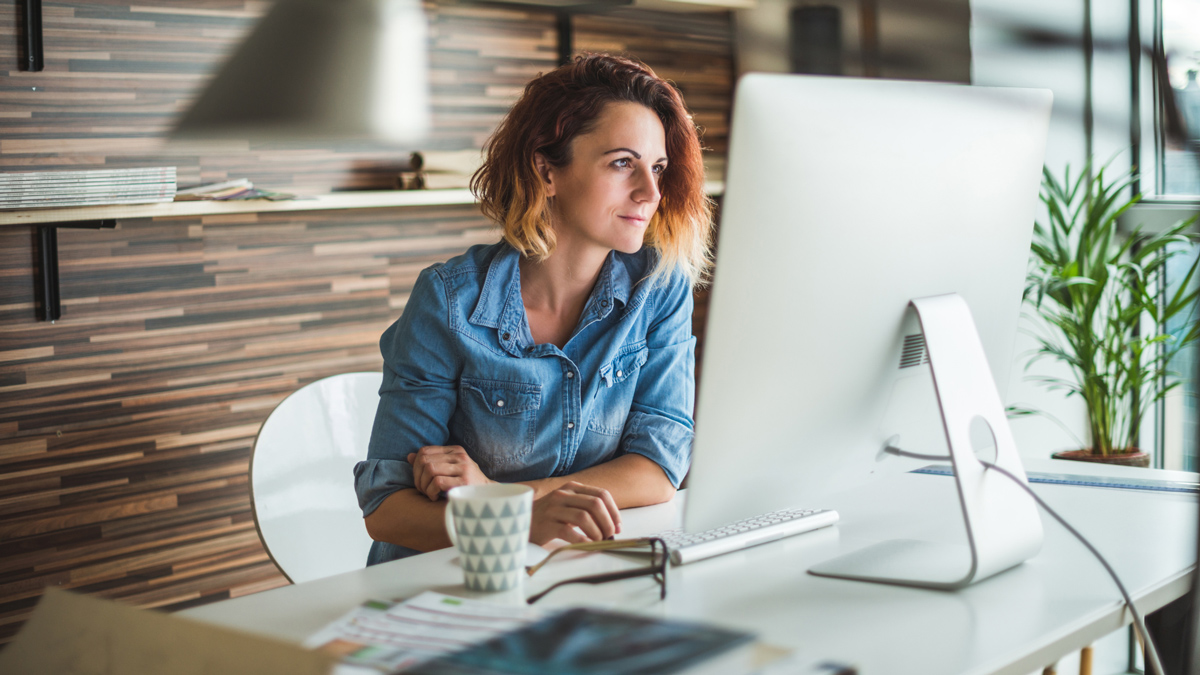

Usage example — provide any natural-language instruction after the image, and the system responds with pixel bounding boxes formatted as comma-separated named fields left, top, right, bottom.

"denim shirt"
left=353, top=241, right=696, bottom=564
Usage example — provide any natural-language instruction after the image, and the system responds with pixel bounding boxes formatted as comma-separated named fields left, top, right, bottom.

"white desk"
left=181, top=459, right=1196, bottom=675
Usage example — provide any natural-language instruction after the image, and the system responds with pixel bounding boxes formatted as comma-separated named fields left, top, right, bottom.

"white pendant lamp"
left=172, top=0, right=430, bottom=144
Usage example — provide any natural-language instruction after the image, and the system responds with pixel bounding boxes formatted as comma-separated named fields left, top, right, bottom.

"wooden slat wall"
left=0, top=0, right=733, bottom=646
left=0, top=206, right=498, bottom=638
left=575, top=8, right=733, bottom=156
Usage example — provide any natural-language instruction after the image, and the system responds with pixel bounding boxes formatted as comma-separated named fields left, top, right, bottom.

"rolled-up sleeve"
left=354, top=268, right=460, bottom=516
left=619, top=272, right=696, bottom=487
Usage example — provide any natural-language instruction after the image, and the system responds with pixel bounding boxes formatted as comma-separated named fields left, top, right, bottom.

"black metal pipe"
left=557, top=12, right=573, bottom=67
left=37, top=225, right=59, bottom=322
left=34, top=220, right=115, bottom=322
left=23, top=0, right=44, bottom=72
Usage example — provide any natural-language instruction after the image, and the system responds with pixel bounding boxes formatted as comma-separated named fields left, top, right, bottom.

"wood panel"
left=0, top=0, right=733, bottom=647
left=0, top=205, right=499, bottom=642
left=574, top=8, right=734, bottom=156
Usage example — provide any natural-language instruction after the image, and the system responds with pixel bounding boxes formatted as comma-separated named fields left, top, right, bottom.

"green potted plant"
left=1020, top=163, right=1199, bottom=466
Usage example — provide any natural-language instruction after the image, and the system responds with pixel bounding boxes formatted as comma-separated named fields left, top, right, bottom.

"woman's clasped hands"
left=407, top=445, right=491, bottom=500
left=408, top=446, right=621, bottom=546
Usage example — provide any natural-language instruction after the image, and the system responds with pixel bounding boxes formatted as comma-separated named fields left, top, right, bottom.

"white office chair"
left=250, top=371, right=381, bottom=584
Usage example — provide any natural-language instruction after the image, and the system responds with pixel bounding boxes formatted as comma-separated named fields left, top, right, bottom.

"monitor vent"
left=900, top=334, right=930, bottom=369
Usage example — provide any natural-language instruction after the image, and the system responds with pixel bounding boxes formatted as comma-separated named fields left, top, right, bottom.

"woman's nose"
left=632, top=166, right=660, bottom=203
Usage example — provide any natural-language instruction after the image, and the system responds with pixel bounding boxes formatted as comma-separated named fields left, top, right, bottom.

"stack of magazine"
left=305, top=591, right=759, bottom=674
left=1, top=167, right=177, bottom=210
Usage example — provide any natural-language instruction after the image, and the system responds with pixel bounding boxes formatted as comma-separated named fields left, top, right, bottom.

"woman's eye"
left=612, top=158, right=632, bottom=169
left=652, top=164, right=666, bottom=175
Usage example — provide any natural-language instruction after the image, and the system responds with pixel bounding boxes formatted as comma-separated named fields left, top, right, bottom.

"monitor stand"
left=808, top=293, right=1044, bottom=590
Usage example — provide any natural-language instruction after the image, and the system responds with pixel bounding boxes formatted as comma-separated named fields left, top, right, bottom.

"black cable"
left=883, top=445, right=1165, bottom=674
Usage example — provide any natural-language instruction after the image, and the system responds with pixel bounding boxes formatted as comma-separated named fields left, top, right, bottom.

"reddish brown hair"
left=471, top=53, right=714, bottom=287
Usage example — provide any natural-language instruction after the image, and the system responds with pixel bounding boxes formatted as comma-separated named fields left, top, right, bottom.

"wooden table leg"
left=1079, top=646, right=1093, bottom=675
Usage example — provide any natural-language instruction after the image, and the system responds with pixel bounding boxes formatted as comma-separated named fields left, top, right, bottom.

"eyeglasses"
left=524, top=537, right=668, bottom=605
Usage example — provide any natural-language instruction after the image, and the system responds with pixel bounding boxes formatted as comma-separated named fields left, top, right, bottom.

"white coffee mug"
left=444, top=484, right=534, bottom=592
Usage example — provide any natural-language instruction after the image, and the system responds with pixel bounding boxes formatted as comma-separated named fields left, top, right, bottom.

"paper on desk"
left=0, top=587, right=336, bottom=675
left=304, top=591, right=544, bottom=672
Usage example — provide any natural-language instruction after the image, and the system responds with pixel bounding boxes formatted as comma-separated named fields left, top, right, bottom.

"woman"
left=354, top=54, right=714, bottom=565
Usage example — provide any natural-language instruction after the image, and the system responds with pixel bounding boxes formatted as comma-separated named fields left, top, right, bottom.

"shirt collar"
left=468, top=243, right=636, bottom=355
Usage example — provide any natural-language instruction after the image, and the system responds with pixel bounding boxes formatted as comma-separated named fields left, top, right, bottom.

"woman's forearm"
left=364, top=455, right=674, bottom=551
left=363, top=488, right=453, bottom=552
left=521, top=453, right=675, bottom=507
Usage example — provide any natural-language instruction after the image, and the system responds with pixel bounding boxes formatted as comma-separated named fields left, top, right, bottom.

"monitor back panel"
left=685, top=74, right=1052, bottom=533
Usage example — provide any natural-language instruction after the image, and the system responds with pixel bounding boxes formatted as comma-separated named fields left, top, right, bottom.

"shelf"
left=6, top=180, right=725, bottom=321
left=0, top=189, right=476, bottom=227
left=0, top=181, right=725, bottom=227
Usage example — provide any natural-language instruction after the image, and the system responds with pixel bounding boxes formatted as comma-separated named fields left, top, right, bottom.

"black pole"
left=33, top=220, right=115, bottom=322
left=37, top=225, right=59, bottom=322
left=23, top=0, right=44, bottom=72
left=557, top=12, right=573, bottom=67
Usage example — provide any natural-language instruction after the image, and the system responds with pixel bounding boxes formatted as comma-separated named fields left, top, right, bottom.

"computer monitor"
left=684, top=74, right=1053, bottom=588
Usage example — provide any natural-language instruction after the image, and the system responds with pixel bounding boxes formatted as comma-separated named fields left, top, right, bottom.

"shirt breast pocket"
left=458, top=377, right=542, bottom=473
left=588, top=345, right=648, bottom=436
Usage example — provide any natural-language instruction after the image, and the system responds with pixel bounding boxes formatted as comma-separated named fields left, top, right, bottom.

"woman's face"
left=540, top=101, right=667, bottom=258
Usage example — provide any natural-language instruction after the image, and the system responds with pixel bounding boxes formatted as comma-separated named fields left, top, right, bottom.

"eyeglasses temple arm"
left=525, top=538, right=658, bottom=576
left=525, top=567, right=658, bottom=604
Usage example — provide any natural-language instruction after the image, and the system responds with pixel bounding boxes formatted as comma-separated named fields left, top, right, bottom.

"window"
left=1164, top=240, right=1199, bottom=470
left=1161, top=0, right=1200, bottom=196
left=1148, top=0, right=1200, bottom=470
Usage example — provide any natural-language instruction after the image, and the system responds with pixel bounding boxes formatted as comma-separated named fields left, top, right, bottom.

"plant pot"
left=1050, top=449, right=1151, bottom=468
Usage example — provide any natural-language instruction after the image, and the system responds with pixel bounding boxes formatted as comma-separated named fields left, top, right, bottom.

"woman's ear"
left=533, top=153, right=556, bottom=197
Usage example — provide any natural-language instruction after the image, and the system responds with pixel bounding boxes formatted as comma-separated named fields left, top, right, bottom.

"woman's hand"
left=529, top=481, right=621, bottom=545
left=407, top=445, right=492, bottom=501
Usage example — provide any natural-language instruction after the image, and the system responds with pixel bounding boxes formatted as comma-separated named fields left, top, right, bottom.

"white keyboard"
left=653, top=507, right=839, bottom=565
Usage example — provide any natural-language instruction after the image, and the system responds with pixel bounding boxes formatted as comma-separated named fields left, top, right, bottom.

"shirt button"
left=566, top=372, right=574, bottom=379
left=616, top=370, right=623, bottom=378
left=496, top=399, right=505, bottom=408
left=567, top=422, right=575, bottom=429
left=600, top=299, right=609, bottom=308
left=502, top=332, right=512, bottom=341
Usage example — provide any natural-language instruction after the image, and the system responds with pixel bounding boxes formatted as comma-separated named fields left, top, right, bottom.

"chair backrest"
left=250, top=372, right=381, bottom=584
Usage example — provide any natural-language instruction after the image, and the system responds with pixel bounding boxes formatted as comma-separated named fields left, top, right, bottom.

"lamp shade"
left=172, top=0, right=430, bottom=144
